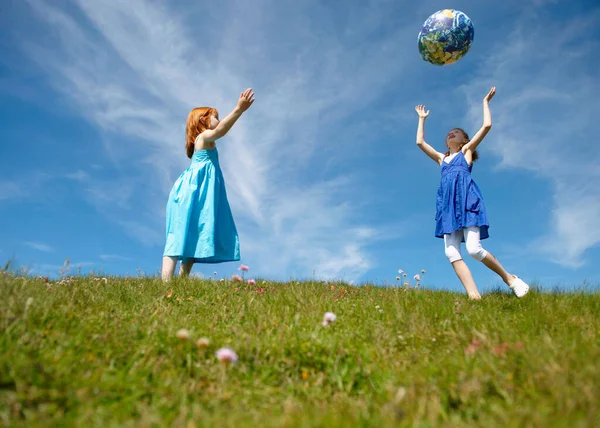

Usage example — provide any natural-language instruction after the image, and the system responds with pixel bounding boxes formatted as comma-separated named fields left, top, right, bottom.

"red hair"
left=445, top=128, right=479, bottom=162
left=185, top=107, right=219, bottom=158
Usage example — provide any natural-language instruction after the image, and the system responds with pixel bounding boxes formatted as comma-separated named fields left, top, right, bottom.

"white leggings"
left=444, top=226, right=488, bottom=263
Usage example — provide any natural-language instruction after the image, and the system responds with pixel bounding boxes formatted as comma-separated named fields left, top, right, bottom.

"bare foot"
left=468, top=292, right=482, bottom=300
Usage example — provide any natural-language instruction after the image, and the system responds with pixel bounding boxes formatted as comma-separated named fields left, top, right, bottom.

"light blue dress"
left=435, top=151, right=489, bottom=242
left=163, top=148, right=240, bottom=263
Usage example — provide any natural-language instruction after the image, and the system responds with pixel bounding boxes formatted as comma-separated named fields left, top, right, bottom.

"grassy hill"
left=1, top=271, right=598, bottom=427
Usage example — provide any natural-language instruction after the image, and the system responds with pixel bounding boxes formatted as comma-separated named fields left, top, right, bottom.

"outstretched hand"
left=415, top=104, right=430, bottom=119
left=237, top=88, right=255, bottom=112
left=483, top=87, right=496, bottom=103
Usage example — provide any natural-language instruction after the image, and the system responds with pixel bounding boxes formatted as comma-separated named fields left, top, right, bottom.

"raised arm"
left=202, top=88, right=255, bottom=143
left=462, top=87, right=495, bottom=154
left=415, top=105, right=443, bottom=165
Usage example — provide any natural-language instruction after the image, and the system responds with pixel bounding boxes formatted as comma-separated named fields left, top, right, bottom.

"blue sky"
left=1, top=0, right=599, bottom=292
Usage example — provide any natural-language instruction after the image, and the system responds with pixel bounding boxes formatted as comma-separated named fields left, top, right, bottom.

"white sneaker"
left=509, top=276, right=529, bottom=298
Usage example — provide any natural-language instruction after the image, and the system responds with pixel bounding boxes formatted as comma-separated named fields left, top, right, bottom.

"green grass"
left=1, top=272, right=599, bottom=427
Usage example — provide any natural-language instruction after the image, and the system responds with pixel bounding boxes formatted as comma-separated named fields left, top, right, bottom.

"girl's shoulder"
left=194, top=133, right=216, bottom=151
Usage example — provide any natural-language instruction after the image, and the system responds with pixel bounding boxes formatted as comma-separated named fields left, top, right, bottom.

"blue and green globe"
left=418, top=9, right=474, bottom=66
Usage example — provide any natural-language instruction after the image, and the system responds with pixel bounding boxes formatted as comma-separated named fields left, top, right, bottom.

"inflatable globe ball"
left=418, top=9, right=474, bottom=66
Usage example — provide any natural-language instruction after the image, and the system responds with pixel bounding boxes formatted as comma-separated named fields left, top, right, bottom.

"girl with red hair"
left=162, top=88, right=255, bottom=281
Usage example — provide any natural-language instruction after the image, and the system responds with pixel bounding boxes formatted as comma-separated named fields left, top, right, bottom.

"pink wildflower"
left=216, top=348, right=238, bottom=365
left=248, top=279, right=256, bottom=285
left=465, top=339, right=480, bottom=355
left=493, top=343, right=510, bottom=356
left=322, top=312, right=337, bottom=327
left=238, top=264, right=249, bottom=272
left=232, top=274, right=242, bottom=281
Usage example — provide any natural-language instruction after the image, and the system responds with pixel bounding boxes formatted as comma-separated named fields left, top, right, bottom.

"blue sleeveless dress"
left=163, top=148, right=240, bottom=263
left=435, top=152, right=489, bottom=242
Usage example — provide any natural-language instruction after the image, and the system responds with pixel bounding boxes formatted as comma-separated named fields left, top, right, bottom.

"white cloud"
left=531, top=0, right=558, bottom=6
left=0, top=181, right=21, bottom=201
left=65, top=170, right=90, bottom=181
left=84, top=181, right=135, bottom=211
left=24, top=241, right=54, bottom=252
left=0, top=173, right=53, bottom=203
left=461, top=11, right=600, bottom=268
left=117, top=220, right=164, bottom=248
left=99, top=254, right=132, bottom=262
left=17, top=0, right=413, bottom=280
left=33, top=261, right=95, bottom=275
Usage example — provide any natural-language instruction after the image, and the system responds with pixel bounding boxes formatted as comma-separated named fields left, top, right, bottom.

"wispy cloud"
left=0, top=173, right=52, bottom=203
left=462, top=8, right=600, bottom=268
left=17, top=0, right=414, bottom=280
left=65, top=170, right=90, bottom=182
left=0, top=181, right=21, bottom=201
left=84, top=181, right=135, bottom=211
left=116, top=220, right=164, bottom=248
left=24, top=241, right=54, bottom=253
left=99, top=254, right=132, bottom=262
left=530, top=0, right=558, bottom=6
left=33, top=261, right=95, bottom=275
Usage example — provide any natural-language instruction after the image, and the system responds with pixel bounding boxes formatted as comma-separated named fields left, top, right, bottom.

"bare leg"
left=445, top=231, right=481, bottom=300
left=451, top=260, right=481, bottom=300
left=161, top=256, right=177, bottom=282
left=481, top=251, right=529, bottom=296
left=179, top=259, right=193, bottom=277
left=481, top=252, right=515, bottom=286
left=464, top=227, right=515, bottom=287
